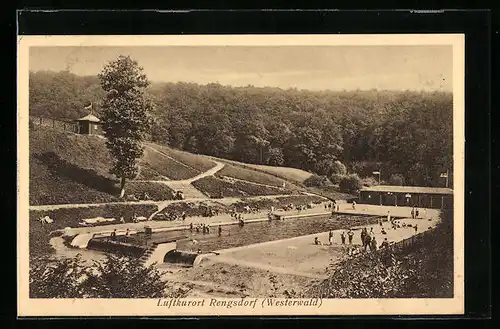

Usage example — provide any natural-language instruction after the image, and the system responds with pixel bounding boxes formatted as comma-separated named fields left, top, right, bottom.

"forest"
left=29, top=70, right=453, bottom=187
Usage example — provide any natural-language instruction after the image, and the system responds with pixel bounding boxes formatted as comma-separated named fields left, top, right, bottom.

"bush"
left=361, top=176, right=379, bottom=187
left=388, top=173, right=405, bottom=186
left=304, top=174, right=331, bottom=187
left=339, top=174, right=362, bottom=194
left=332, top=160, right=347, bottom=175
left=30, top=254, right=189, bottom=298
left=329, top=174, right=343, bottom=185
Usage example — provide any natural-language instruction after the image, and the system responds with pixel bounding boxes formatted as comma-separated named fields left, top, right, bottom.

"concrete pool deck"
left=199, top=214, right=439, bottom=278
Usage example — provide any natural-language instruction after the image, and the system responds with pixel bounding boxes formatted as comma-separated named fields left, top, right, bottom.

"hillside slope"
left=29, top=127, right=305, bottom=205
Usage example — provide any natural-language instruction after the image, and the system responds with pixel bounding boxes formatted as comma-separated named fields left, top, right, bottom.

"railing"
left=387, top=225, right=442, bottom=254
left=29, top=115, right=79, bottom=133
left=346, top=224, right=442, bottom=260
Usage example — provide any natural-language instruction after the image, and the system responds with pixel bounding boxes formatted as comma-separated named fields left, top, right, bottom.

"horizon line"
left=29, top=69, right=454, bottom=94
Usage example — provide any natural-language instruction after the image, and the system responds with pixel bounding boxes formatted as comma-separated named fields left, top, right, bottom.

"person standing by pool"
left=328, top=230, right=333, bottom=245
left=370, top=236, right=377, bottom=252
left=361, top=228, right=367, bottom=247
left=341, top=231, right=346, bottom=244
left=352, top=201, right=356, bottom=210
left=415, top=208, right=420, bottom=218
left=414, top=224, right=418, bottom=233
left=387, top=211, right=391, bottom=223
left=218, top=225, right=222, bottom=237
left=364, top=234, right=371, bottom=251
left=347, top=229, right=354, bottom=244
left=411, top=207, right=415, bottom=219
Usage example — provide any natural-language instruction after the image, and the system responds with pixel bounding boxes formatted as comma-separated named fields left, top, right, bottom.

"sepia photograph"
left=17, top=34, right=465, bottom=316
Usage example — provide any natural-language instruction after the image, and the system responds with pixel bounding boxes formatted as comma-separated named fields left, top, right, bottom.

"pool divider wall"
left=86, top=239, right=147, bottom=258
left=143, top=241, right=177, bottom=267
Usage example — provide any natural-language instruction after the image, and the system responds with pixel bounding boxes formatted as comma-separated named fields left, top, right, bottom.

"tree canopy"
left=98, top=56, right=153, bottom=198
left=29, top=70, right=453, bottom=187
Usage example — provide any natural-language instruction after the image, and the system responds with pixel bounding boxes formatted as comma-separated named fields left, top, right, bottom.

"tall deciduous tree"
left=98, top=56, right=153, bottom=198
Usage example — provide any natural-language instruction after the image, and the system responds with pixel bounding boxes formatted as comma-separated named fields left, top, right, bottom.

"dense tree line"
left=29, top=70, right=453, bottom=187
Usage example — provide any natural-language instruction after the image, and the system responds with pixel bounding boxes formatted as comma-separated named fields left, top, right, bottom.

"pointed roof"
left=76, top=114, right=101, bottom=123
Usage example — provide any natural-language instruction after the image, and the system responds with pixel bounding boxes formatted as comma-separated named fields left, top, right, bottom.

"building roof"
left=360, top=185, right=453, bottom=195
left=76, top=114, right=101, bottom=123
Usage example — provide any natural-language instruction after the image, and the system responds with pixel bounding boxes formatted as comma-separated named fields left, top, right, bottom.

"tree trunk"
left=119, top=177, right=126, bottom=199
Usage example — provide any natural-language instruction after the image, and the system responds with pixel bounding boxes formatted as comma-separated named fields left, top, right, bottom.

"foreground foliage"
left=30, top=254, right=189, bottom=298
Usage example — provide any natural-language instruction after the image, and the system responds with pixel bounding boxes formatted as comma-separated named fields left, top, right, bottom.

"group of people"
left=315, top=229, right=355, bottom=246
left=230, top=212, right=245, bottom=221
left=189, top=222, right=224, bottom=236
left=190, top=223, right=211, bottom=234
left=410, top=206, right=420, bottom=219
left=315, top=226, right=392, bottom=251
left=325, top=201, right=340, bottom=213
left=360, top=227, right=378, bottom=251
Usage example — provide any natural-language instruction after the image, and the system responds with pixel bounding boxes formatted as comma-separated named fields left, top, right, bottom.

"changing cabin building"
left=358, top=185, right=453, bottom=209
left=75, top=113, right=103, bottom=135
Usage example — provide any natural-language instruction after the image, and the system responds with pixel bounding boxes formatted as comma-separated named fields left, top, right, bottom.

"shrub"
left=30, top=254, right=189, bottom=298
left=329, top=174, right=344, bottom=185
left=361, top=176, right=379, bottom=187
left=332, top=160, right=347, bottom=175
left=339, top=174, right=362, bottom=194
left=389, top=173, right=405, bottom=186
left=304, top=174, right=331, bottom=187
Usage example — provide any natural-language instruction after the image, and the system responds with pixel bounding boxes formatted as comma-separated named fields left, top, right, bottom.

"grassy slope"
left=213, top=157, right=310, bottom=187
left=192, top=176, right=291, bottom=198
left=145, top=142, right=216, bottom=172
left=29, top=127, right=310, bottom=205
left=29, top=127, right=176, bottom=205
left=240, top=163, right=313, bottom=183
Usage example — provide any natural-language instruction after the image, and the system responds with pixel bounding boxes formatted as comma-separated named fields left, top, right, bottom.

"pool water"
left=114, top=214, right=381, bottom=254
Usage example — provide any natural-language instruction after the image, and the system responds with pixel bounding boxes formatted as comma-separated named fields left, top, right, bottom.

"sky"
left=29, top=46, right=453, bottom=92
